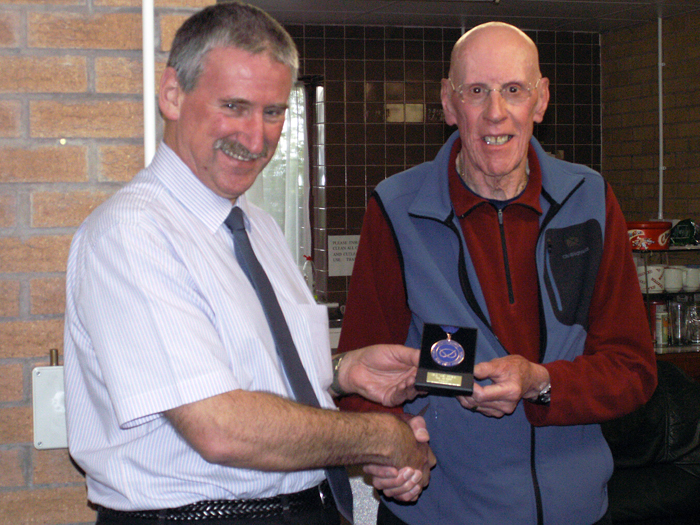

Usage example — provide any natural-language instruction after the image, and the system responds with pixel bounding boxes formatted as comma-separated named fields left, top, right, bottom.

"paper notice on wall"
left=328, top=235, right=360, bottom=277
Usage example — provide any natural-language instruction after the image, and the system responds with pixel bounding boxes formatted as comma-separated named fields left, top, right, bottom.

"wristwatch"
left=528, top=383, right=551, bottom=405
left=329, top=355, right=347, bottom=397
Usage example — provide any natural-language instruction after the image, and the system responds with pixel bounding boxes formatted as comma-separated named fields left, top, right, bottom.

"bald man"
left=337, top=22, right=657, bottom=525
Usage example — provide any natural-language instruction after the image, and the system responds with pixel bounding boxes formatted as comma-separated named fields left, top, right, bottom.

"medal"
left=430, top=326, right=465, bottom=367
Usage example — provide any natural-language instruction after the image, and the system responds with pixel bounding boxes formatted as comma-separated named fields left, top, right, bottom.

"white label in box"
left=328, top=235, right=360, bottom=277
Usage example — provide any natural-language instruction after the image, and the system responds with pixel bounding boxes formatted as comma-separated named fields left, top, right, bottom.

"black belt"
left=94, top=480, right=334, bottom=522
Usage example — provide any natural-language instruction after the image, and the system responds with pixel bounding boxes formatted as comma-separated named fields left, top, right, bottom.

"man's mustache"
left=215, top=139, right=269, bottom=161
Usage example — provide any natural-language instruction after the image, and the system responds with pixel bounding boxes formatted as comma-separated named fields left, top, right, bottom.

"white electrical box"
left=32, top=366, right=68, bottom=449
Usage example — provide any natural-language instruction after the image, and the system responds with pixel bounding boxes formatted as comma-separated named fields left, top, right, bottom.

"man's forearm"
left=165, top=388, right=420, bottom=472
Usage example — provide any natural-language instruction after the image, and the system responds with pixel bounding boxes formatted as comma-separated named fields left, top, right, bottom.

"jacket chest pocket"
left=543, top=219, right=603, bottom=328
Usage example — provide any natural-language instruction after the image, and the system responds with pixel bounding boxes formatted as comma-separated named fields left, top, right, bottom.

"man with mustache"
left=63, top=3, right=434, bottom=525
left=338, top=22, right=657, bottom=525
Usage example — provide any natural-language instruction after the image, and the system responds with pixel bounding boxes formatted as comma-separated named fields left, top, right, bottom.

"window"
left=247, top=84, right=312, bottom=274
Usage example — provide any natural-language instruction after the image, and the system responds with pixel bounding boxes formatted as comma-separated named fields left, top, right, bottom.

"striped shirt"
left=63, top=143, right=333, bottom=511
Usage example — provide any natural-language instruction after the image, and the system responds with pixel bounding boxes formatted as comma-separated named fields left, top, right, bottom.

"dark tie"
left=225, top=206, right=354, bottom=524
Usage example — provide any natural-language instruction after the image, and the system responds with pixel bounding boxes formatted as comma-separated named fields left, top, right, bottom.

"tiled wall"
left=286, top=24, right=601, bottom=305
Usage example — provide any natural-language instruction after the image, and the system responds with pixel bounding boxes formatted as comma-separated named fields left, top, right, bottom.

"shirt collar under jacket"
left=448, top=138, right=544, bottom=219
left=151, top=142, right=250, bottom=235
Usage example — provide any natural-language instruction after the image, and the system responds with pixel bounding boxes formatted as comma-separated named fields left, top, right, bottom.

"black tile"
left=346, top=123, right=367, bottom=144
left=539, top=43, right=556, bottom=64
left=364, top=124, right=384, bottom=144
left=556, top=44, right=574, bottom=65
left=326, top=102, right=345, bottom=123
left=365, top=102, right=385, bottom=123
left=405, top=82, right=424, bottom=102
left=366, top=144, right=386, bottom=165
left=386, top=26, right=404, bottom=40
left=345, top=26, right=364, bottom=39
left=557, top=104, right=574, bottom=125
left=404, top=27, right=424, bottom=40
left=346, top=59, right=364, bottom=80
left=325, top=123, right=345, bottom=144
left=365, top=61, right=384, bottom=81
left=285, top=25, right=304, bottom=38
left=574, top=83, right=592, bottom=105
left=575, top=44, right=594, bottom=65
left=406, top=145, right=425, bottom=166
left=386, top=124, right=406, bottom=144
left=346, top=165, right=365, bottom=186
left=556, top=32, right=574, bottom=45
left=366, top=40, right=385, bottom=60
left=386, top=60, right=404, bottom=81
left=305, top=26, right=324, bottom=38
left=305, top=38, right=325, bottom=59
left=325, top=26, right=344, bottom=39
left=405, top=125, right=424, bottom=144
left=346, top=145, right=365, bottom=166
left=325, top=59, right=344, bottom=80
left=386, top=40, right=404, bottom=60
left=325, top=81, right=344, bottom=102
left=346, top=81, right=364, bottom=102
left=325, top=37, right=345, bottom=58
left=425, top=83, right=441, bottom=103
left=405, top=61, right=424, bottom=81
left=424, top=27, right=442, bottom=41
left=345, top=102, right=365, bottom=123
left=537, top=31, right=556, bottom=44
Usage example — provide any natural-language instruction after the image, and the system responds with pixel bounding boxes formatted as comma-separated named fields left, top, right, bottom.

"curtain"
left=247, top=84, right=311, bottom=272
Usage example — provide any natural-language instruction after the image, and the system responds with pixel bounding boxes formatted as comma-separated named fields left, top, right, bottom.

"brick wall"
left=0, top=0, right=203, bottom=523
left=602, top=12, right=700, bottom=222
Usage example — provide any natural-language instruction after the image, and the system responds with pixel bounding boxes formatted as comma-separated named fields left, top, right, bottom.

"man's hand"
left=457, top=355, right=550, bottom=418
left=363, top=415, right=435, bottom=502
left=336, top=344, right=421, bottom=407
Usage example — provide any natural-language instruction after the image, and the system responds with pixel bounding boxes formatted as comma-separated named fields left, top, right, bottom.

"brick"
left=96, top=57, right=142, bottom=94
left=0, top=319, right=64, bottom=359
left=0, top=11, right=20, bottom=47
left=0, top=363, right=23, bottom=402
left=28, top=12, right=141, bottom=50
left=0, top=405, right=31, bottom=443
left=161, top=14, right=190, bottom=52
left=100, top=144, right=144, bottom=182
left=30, top=277, right=66, bottom=316
left=156, top=0, right=209, bottom=8
left=0, top=100, right=21, bottom=138
left=0, top=193, right=16, bottom=227
left=0, top=146, right=87, bottom=183
left=32, top=190, right=111, bottom=228
left=0, top=486, right=96, bottom=525
left=30, top=100, right=143, bottom=139
left=0, top=279, right=20, bottom=317
left=0, top=56, right=87, bottom=93
left=0, top=236, right=72, bottom=274
left=33, top=448, right=84, bottom=485
left=0, top=448, right=25, bottom=487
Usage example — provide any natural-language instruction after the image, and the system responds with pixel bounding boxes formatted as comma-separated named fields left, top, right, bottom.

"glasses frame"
left=449, top=77, right=542, bottom=106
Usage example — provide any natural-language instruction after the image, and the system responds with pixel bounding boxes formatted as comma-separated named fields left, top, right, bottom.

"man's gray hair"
left=167, top=1, right=298, bottom=92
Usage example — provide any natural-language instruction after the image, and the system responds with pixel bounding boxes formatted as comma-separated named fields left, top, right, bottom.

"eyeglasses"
left=449, top=78, right=541, bottom=106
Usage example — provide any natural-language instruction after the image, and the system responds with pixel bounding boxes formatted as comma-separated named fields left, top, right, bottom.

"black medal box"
left=415, top=323, right=476, bottom=396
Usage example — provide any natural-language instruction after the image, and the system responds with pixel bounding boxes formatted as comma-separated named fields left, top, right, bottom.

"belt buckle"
left=318, top=481, right=330, bottom=508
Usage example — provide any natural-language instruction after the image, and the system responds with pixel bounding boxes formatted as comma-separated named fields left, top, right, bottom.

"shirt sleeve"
left=76, top=221, right=238, bottom=428
left=336, top=196, right=411, bottom=414
left=525, top=186, right=658, bottom=426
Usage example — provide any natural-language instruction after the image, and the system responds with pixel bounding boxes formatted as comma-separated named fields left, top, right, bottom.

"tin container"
left=627, top=221, right=673, bottom=251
